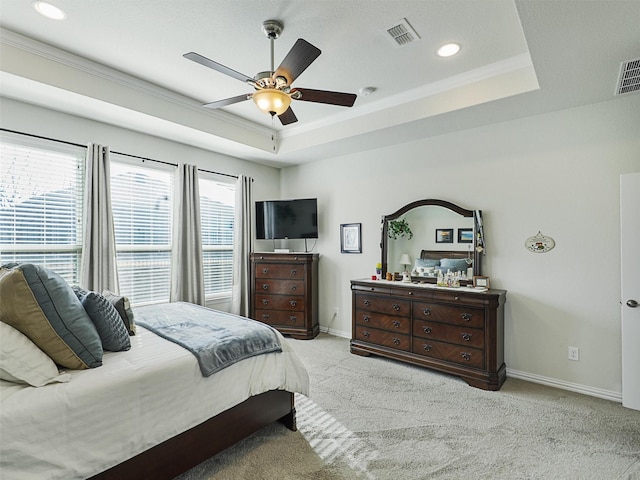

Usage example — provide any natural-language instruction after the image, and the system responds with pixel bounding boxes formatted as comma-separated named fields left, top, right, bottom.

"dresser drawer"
left=254, top=263, right=305, bottom=279
left=354, top=326, right=410, bottom=352
left=255, top=294, right=305, bottom=311
left=354, top=293, right=410, bottom=317
left=354, top=309, right=410, bottom=334
left=255, top=309, right=305, bottom=327
left=412, top=302, right=484, bottom=328
left=413, top=319, right=484, bottom=349
left=412, top=338, right=484, bottom=369
left=255, top=279, right=304, bottom=295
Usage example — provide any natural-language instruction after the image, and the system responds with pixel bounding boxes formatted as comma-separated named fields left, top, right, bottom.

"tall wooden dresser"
left=250, top=252, right=319, bottom=339
left=350, top=279, right=506, bottom=390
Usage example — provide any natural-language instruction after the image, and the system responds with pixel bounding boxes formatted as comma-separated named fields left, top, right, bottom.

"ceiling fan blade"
left=278, top=107, right=298, bottom=125
left=292, top=88, right=357, bottom=107
left=183, top=52, right=253, bottom=83
left=203, top=94, right=251, bottom=109
left=274, top=39, right=321, bottom=85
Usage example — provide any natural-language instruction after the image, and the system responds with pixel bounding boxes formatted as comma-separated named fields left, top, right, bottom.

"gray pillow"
left=102, top=290, right=136, bottom=335
left=73, top=287, right=131, bottom=352
left=0, top=263, right=103, bottom=369
left=439, top=258, right=469, bottom=272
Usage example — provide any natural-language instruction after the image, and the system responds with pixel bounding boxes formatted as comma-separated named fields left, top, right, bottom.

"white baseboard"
left=506, top=368, right=622, bottom=403
left=319, top=325, right=351, bottom=339
left=317, top=327, right=622, bottom=404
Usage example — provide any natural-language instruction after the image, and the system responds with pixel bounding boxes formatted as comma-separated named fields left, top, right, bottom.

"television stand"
left=250, top=252, right=319, bottom=339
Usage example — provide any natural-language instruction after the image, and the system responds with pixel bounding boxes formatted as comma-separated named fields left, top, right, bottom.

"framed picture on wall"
left=435, top=228, right=454, bottom=243
left=340, top=223, right=362, bottom=253
left=458, top=228, right=473, bottom=243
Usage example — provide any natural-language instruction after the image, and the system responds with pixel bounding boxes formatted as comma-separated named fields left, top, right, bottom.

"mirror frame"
left=380, top=199, right=483, bottom=282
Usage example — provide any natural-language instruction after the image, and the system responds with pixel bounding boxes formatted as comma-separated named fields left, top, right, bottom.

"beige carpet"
left=177, top=333, right=640, bottom=480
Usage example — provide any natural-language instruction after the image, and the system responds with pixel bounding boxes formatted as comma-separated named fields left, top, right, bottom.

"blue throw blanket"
left=135, top=302, right=282, bottom=377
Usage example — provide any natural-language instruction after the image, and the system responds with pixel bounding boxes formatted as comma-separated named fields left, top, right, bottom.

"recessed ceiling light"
left=437, top=43, right=461, bottom=57
left=32, top=1, right=67, bottom=20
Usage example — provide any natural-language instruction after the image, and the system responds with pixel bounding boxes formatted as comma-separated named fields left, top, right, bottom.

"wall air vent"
left=616, top=58, right=640, bottom=95
left=384, top=18, right=420, bottom=47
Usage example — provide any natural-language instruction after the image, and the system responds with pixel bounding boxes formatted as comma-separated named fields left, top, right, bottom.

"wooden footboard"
left=89, top=390, right=296, bottom=480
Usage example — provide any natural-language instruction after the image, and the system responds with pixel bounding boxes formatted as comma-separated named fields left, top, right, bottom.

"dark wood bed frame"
left=88, top=390, right=296, bottom=480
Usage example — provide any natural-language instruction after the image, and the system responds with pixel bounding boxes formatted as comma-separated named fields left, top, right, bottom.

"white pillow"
left=0, top=321, right=71, bottom=387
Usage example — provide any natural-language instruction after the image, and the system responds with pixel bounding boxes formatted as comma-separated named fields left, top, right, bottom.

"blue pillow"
left=414, top=258, right=440, bottom=268
left=0, top=263, right=103, bottom=369
left=439, top=258, right=469, bottom=272
left=73, top=287, right=131, bottom=352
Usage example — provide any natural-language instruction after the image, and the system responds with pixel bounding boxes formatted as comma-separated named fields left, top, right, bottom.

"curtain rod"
left=0, top=128, right=239, bottom=179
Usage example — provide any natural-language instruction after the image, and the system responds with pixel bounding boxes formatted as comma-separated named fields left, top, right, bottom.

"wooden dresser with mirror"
left=350, top=199, right=507, bottom=391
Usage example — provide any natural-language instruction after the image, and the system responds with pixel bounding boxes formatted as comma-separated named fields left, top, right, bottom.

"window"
left=199, top=177, right=235, bottom=298
left=0, top=132, right=84, bottom=285
left=110, top=156, right=173, bottom=305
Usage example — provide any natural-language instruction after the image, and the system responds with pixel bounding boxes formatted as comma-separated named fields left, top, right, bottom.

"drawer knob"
left=363, top=299, right=371, bottom=307
left=363, top=315, right=370, bottom=322
left=461, top=352, right=471, bottom=361
left=363, top=331, right=370, bottom=338
left=392, top=303, right=401, bottom=311
left=290, top=269, right=297, bottom=276
left=423, top=326, right=432, bottom=334
left=261, top=299, right=269, bottom=305
left=393, top=338, right=400, bottom=345
left=262, top=268, right=269, bottom=274
left=262, top=284, right=269, bottom=290
left=289, top=316, right=297, bottom=323
left=392, top=321, right=401, bottom=328
left=289, top=300, right=297, bottom=307
left=422, top=308, right=431, bottom=316
left=455, top=296, right=460, bottom=301
left=461, top=333, right=472, bottom=342
left=461, top=313, right=472, bottom=322
left=422, top=344, right=432, bottom=352
left=289, top=285, right=297, bottom=291
left=261, top=314, right=270, bottom=320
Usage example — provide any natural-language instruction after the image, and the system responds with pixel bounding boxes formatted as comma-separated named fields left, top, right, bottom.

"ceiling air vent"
left=616, top=58, right=640, bottom=95
left=384, top=18, right=420, bottom=47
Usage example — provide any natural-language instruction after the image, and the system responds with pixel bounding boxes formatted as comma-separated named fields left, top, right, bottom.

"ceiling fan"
left=183, top=20, right=357, bottom=125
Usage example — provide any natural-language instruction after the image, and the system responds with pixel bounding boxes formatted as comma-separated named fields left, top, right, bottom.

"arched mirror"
left=381, top=199, right=485, bottom=284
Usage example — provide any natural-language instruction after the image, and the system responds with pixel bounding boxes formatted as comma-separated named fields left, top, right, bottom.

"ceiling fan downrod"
left=262, top=20, right=283, bottom=75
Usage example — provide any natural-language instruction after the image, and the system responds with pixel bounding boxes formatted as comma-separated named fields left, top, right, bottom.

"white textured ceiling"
left=0, top=1, right=638, bottom=167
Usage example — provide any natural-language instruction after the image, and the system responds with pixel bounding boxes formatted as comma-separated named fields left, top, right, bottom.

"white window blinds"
left=110, top=157, right=173, bottom=305
left=199, top=177, right=235, bottom=297
left=0, top=132, right=84, bottom=285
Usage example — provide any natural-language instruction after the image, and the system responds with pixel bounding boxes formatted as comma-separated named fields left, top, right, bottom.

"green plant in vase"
left=388, top=219, right=413, bottom=240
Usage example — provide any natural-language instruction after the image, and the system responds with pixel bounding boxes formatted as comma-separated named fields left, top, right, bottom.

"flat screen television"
left=255, top=198, right=318, bottom=240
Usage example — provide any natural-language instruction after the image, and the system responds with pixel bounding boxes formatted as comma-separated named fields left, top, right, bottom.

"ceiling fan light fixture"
left=253, top=89, right=291, bottom=115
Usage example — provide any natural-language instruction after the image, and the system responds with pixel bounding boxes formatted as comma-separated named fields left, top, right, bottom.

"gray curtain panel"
left=231, top=175, right=253, bottom=316
left=170, top=164, right=205, bottom=305
left=81, top=143, right=119, bottom=293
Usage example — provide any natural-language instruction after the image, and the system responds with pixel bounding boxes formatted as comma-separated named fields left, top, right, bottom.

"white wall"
left=280, top=94, right=640, bottom=398
left=0, top=98, right=280, bottom=201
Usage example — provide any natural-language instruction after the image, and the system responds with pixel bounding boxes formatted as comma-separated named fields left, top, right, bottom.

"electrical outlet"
left=568, top=346, right=580, bottom=361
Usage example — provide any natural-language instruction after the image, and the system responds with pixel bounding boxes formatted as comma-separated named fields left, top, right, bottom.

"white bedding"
left=0, top=326, right=309, bottom=480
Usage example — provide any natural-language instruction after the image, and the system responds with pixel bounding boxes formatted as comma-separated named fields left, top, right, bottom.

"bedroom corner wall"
left=278, top=94, right=640, bottom=398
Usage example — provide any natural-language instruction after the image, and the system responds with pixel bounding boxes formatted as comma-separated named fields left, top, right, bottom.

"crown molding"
left=0, top=29, right=272, bottom=138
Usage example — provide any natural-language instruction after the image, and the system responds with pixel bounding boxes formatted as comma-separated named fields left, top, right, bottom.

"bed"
left=0, top=263, right=309, bottom=480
